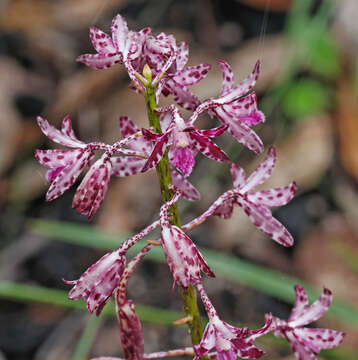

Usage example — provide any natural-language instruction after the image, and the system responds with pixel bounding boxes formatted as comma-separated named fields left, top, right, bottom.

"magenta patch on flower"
left=64, top=250, right=126, bottom=315
left=269, top=286, right=345, bottom=360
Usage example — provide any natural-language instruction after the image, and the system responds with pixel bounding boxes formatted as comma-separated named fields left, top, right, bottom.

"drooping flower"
left=111, top=116, right=200, bottom=201
left=159, top=192, right=215, bottom=289
left=72, top=152, right=112, bottom=219
left=190, top=60, right=264, bottom=154
left=64, top=250, right=126, bottom=315
left=35, top=116, right=94, bottom=201
left=195, top=283, right=272, bottom=360
left=213, top=147, right=296, bottom=247
left=269, top=286, right=345, bottom=360
left=141, top=105, right=229, bottom=177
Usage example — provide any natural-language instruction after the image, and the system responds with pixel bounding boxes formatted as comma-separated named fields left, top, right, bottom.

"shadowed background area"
left=0, top=0, right=358, bottom=359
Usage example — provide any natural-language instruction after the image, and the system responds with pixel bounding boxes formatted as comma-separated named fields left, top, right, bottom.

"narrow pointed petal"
left=77, top=53, right=122, bottom=70
left=169, top=82, right=201, bottom=111
left=142, top=128, right=164, bottom=141
left=289, top=288, right=332, bottom=328
left=236, top=197, right=294, bottom=247
left=37, top=116, right=85, bottom=148
left=240, top=147, right=276, bottom=193
left=193, top=322, right=216, bottom=356
left=230, top=164, right=246, bottom=189
left=61, top=115, right=80, bottom=142
left=111, top=14, right=129, bottom=53
left=217, top=60, right=234, bottom=95
left=173, top=64, right=211, bottom=86
left=35, top=149, right=81, bottom=169
left=247, top=182, right=297, bottom=207
left=215, top=107, right=264, bottom=154
left=89, top=27, right=116, bottom=54
left=46, top=149, right=92, bottom=201
left=119, top=116, right=140, bottom=138
left=171, top=169, right=200, bottom=201
left=220, top=60, right=260, bottom=103
left=141, top=133, right=169, bottom=172
left=289, top=285, right=309, bottom=322
left=198, top=124, right=228, bottom=138
left=111, top=156, right=146, bottom=177
left=285, top=332, right=316, bottom=360
left=176, top=41, right=189, bottom=70
left=189, top=131, right=229, bottom=163
left=294, top=328, right=345, bottom=352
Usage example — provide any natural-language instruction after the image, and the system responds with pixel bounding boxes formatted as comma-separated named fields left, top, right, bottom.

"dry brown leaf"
left=336, top=76, right=358, bottom=182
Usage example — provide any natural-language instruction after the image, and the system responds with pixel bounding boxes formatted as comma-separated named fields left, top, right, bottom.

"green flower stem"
left=144, top=81, right=204, bottom=348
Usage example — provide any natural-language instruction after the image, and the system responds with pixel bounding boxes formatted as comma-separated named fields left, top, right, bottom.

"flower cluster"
left=35, top=13, right=345, bottom=360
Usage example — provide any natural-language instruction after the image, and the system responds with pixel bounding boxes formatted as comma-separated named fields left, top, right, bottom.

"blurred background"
left=1, top=0, right=358, bottom=359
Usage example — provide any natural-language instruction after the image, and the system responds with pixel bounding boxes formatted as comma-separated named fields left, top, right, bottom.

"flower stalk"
left=143, top=73, right=205, bottom=348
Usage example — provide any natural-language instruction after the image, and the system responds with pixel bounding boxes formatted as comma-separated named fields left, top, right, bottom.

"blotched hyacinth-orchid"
left=195, top=283, right=272, bottom=360
left=268, top=286, right=345, bottom=360
left=213, top=147, right=296, bottom=247
left=33, top=12, right=345, bottom=360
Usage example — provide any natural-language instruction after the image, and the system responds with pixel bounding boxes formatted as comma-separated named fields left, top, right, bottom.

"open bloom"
left=35, top=116, right=94, bottom=202
left=269, top=286, right=345, bottom=360
left=64, top=250, right=126, bottom=315
left=190, top=60, right=264, bottom=154
left=160, top=192, right=215, bottom=288
left=195, top=283, right=272, bottom=360
left=111, top=116, right=200, bottom=201
left=141, top=105, right=229, bottom=177
left=213, top=147, right=296, bottom=247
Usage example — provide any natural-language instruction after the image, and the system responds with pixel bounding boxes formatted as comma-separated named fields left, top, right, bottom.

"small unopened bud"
left=143, top=64, right=152, bottom=82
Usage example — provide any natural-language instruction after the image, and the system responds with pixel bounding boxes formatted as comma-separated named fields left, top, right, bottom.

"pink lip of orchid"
left=159, top=191, right=215, bottom=289
left=141, top=105, right=229, bottom=177
left=213, top=147, right=297, bottom=247
left=194, top=283, right=272, bottom=360
left=268, top=286, right=345, bottom=360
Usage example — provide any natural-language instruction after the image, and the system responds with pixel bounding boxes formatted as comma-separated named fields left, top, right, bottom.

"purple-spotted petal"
left=247, top=182, right=297, bottom=207
left=285, top=332, right=316, bottom=360
left=171, top=169, right=200, bottom=201
left=72, top=154, right=112, bottom=219
left=35, top=149, right=80, bottom=169
left=240, top=147, right=276, bottom=193
left=46, top=148, right=93, bottom=202
left=141, top=133, right=170, bottom=172
left=194, top=322, right=216, bottom=356
left=289, top=285, right=309, bottom=322
left=236, top=197, right=294, bottom=247
left=77, top=53, right=122, bottom=70
left=230, top=164, right=246, bottom=189
left=214, top=107, right=264, bottom=154
left=189, top=131, right=230, bottom=163
left=61, top=115, right=80, bottom=142
left=197, top=124, right=228, bottom=138
left=213, top=198, right=235, bottom=219
left=217, top=60, right=234, bottom=95
left=111, top=14, right=129, bottom=54
left=89, top=27, right=116, bottom=54
left=64, top=249, right=126, bottom=315
left=37, top=116, right=85, bottom=148
left=168, top=81, right=201, bottom=111
left=171, top=146, right=195, bottom=177
left=294, top=328, right=345, bottom=352
left=176, top=41, right=189, bottom=70
left=288, top=288, right=332, bottom=328
left=119, top=116, right=139, bottom=137
left=173, top=64, right=211, bottom=86
left=111, top=156, right=146, bottom=177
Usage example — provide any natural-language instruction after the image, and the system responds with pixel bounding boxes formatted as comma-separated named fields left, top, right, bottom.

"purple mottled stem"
left=196, top=282, right=217, bottom=319
left=120, top=220, right=160, bottom=253
left=182, top=190, right=236, bottom=232
left=116, top=244, right=153, bottom=305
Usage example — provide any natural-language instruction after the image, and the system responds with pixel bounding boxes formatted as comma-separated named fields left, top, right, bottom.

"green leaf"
left=28, top=218, right=358, bottom=330
left=282, top=79, right=330, bottom=119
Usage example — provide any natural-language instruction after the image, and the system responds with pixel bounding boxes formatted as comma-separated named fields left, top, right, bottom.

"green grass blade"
left=28, top=218, right=358, bottom=329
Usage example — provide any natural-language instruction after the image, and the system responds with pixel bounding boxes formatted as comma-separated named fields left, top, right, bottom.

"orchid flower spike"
left=268, top=286, right=345, bottom=360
